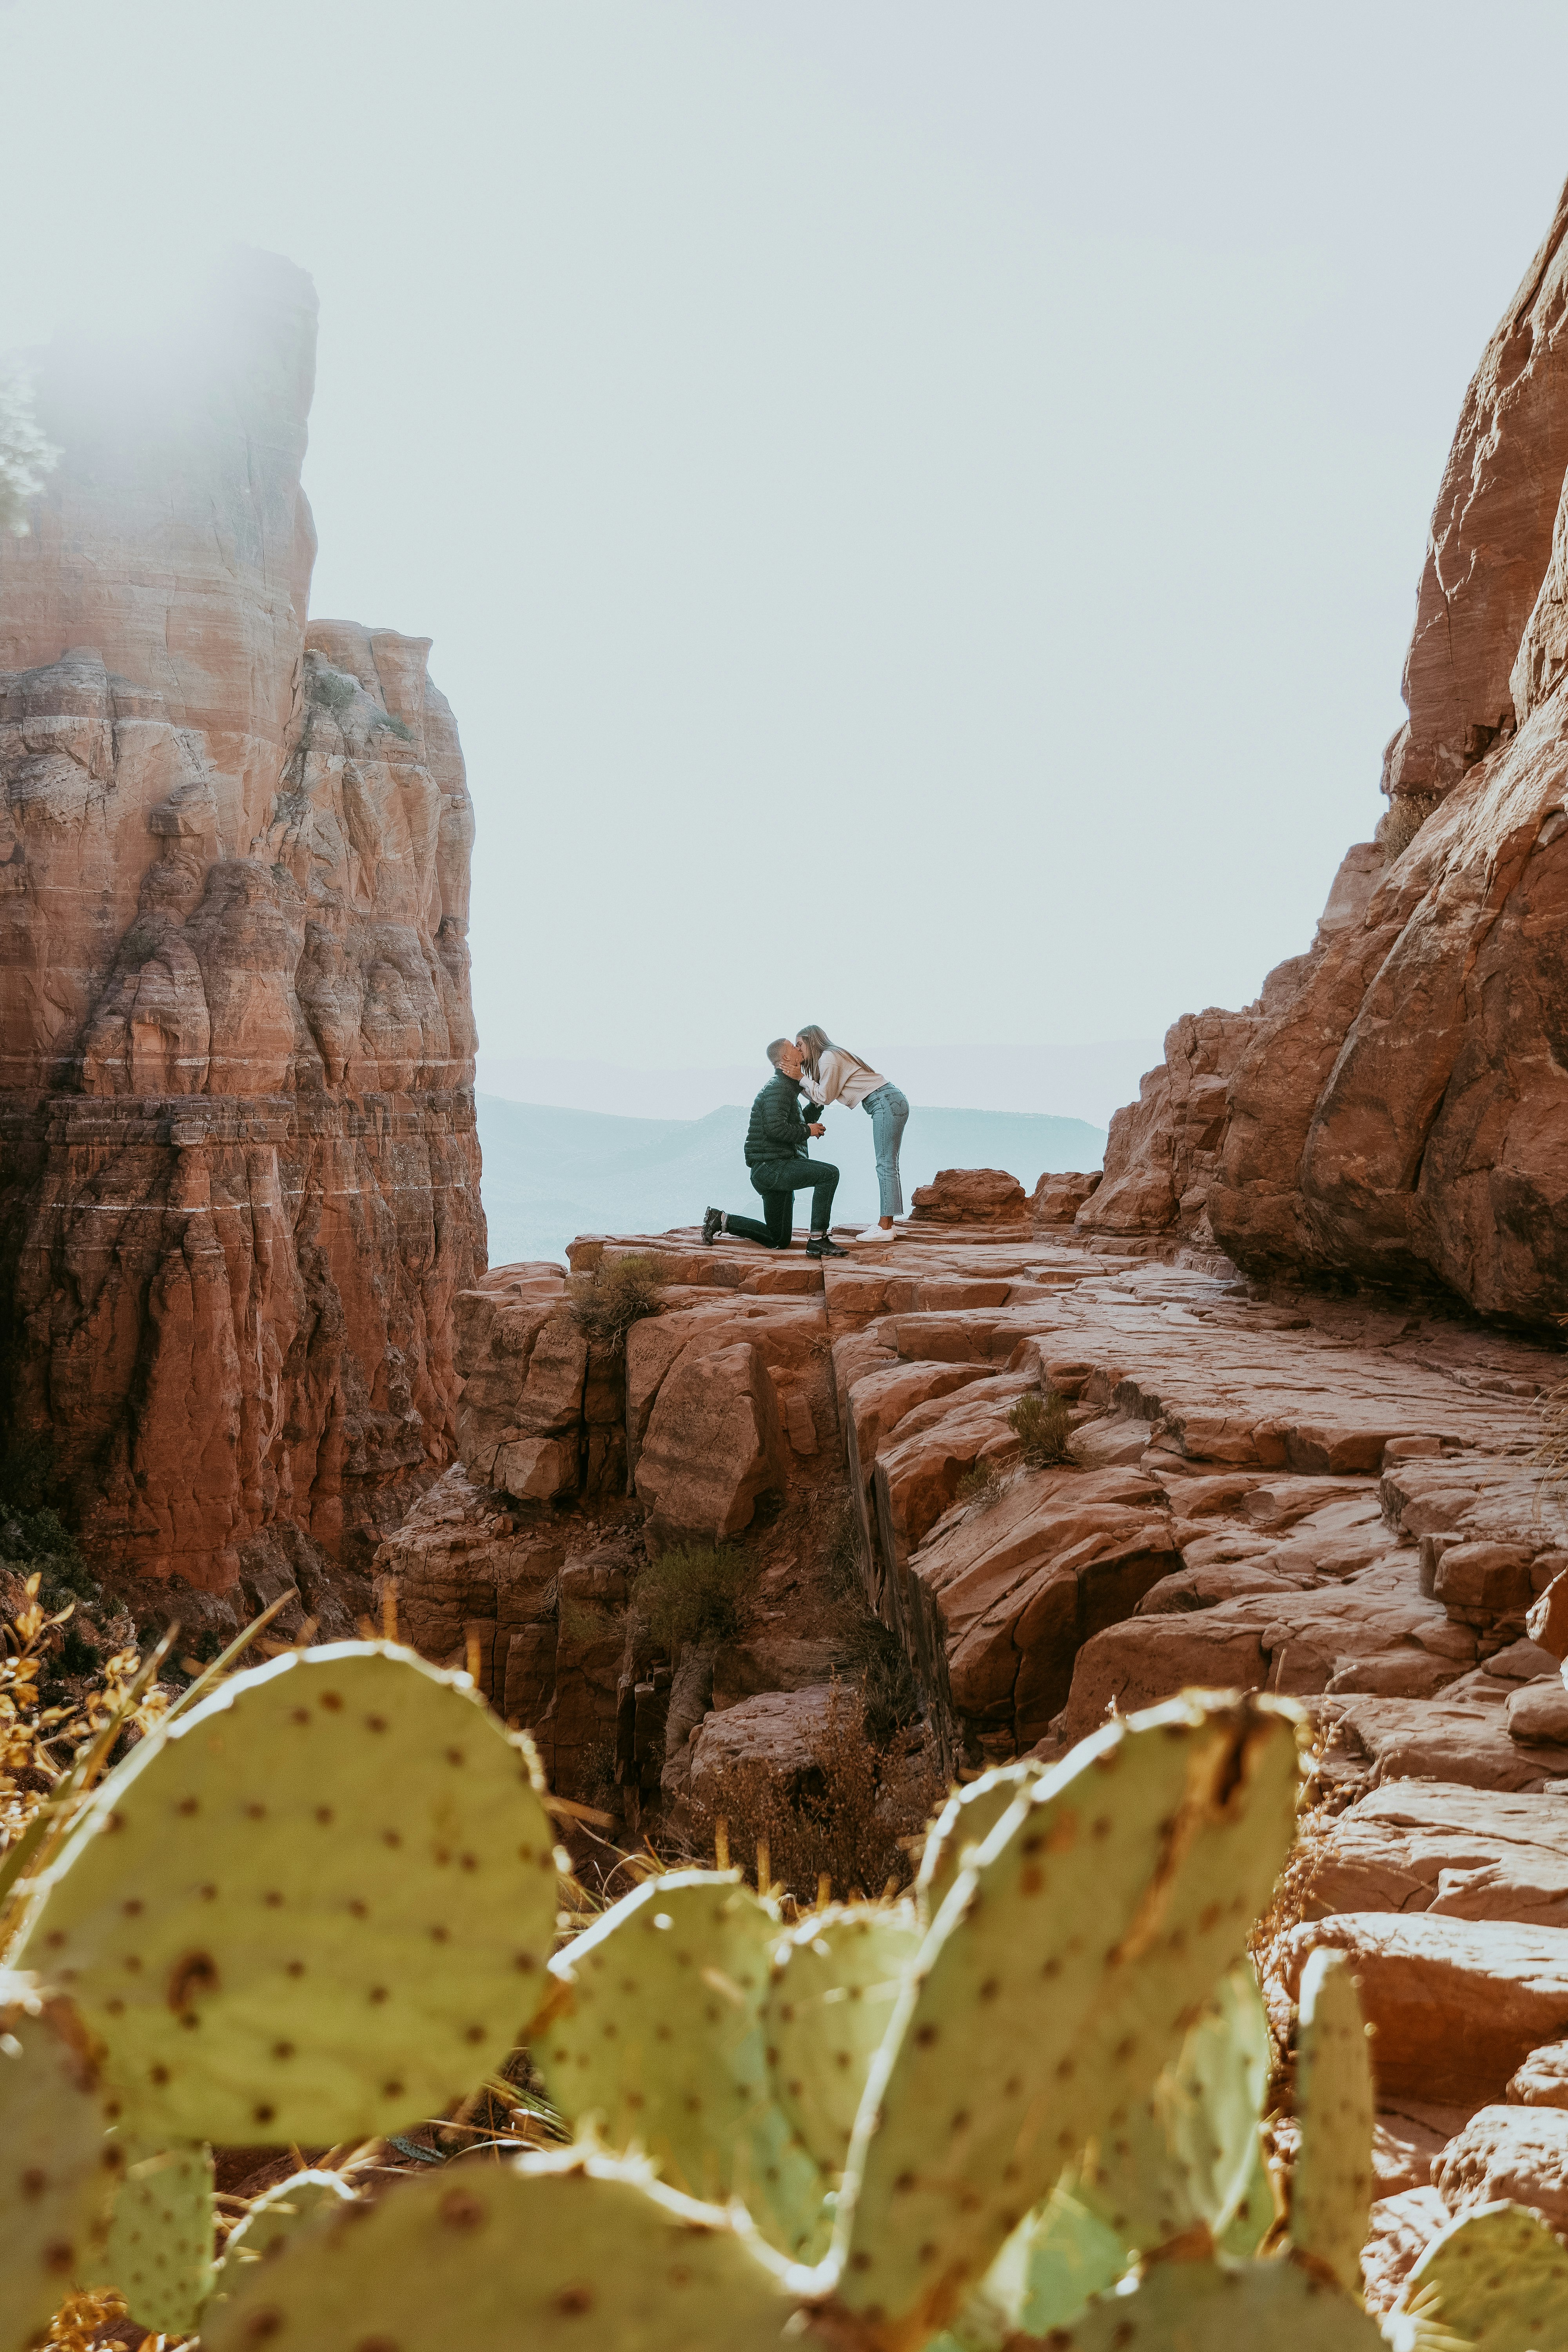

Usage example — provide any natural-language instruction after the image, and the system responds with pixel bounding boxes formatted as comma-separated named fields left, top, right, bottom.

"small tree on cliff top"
left=0, top=368, right=60, bottom=536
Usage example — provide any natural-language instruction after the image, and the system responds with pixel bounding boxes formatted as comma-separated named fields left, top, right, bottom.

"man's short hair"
left=766, top=1037, right=793, bottom=1069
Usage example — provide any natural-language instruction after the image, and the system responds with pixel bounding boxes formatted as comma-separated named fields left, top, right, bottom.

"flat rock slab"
left=1317, top=1694, right=1568, bottom=1793
left=1285, top=1912, right=1568, bottom=2103
left=1303, top=1782, right=1568, bottom=1927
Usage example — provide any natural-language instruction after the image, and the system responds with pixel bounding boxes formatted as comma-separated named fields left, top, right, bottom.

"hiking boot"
left=806, top=1234, right=848, bottom=1259
left=702, top=1207, right=723, bottom=1246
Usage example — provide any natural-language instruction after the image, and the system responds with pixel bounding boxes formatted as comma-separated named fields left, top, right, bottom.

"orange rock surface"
left=1078, top=172, right=1568, bottom=1319
left=0, top=252, right=484, bottom=1612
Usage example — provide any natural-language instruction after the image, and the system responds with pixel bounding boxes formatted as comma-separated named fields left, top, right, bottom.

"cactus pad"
left=537, top=1870, right=828, bottom=2256
left=14, top=1646, right=560, bottom=2144
left=831, top=1691, right=1304, bottom=2348
left=1076, top=1961, right=1272, bottom=2258
left=1047, top=2251, right=1386, bottom=2347
left=763, top=1903, right=922, bottom=2177
left=1160, top=1961, right=1273, bottom=2236
left=103, top=2137, right=214, bottom=2334
left=917, top=1763, right=1039, bottom=1924
left=207, top=2169, right=359, bottom=2304
left=1290, top=1947, right=1372, bottom=2294
left=0, top=1982, right=113, bottom=2352
left=1390, top=2200, right=1568, bottom=2352
left=202, top=2145, right=799, bottom=2352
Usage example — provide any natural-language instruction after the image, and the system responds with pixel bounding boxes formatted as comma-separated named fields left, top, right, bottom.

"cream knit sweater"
left=798, top=1047, right=889, bottom=1112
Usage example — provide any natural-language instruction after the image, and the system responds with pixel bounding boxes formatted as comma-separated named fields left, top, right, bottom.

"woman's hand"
left=809, top=1122, right=825, bottom=1137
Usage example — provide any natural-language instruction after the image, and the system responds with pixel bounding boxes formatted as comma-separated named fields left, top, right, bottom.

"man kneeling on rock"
left=703, top=1039, right=848, bottom=1259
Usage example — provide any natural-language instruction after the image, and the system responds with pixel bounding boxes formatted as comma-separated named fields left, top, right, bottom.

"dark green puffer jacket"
left=744, top=1072, right=816, bottom=1167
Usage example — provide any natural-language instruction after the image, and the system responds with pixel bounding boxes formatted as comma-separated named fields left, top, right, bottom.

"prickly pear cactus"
left=201, top=2146, right=799, bottom=2352
left=762, top=1903, right=923, bottom=2177
left=1290, top=1947, right=1373, bottom=2294
left=917, top=1762, right=1042, bottom=1925
left=1160, top=1962, right=1273, bottom=2238
left=1045, top=2250, right=1388, bottom=2347
left=536, top=1871, right=828, bottom=2258
left=1387, top=2200, right=1568, bottom=2352
left=12, top=1646, right=561, bottom=2144
left=102, top=2136, right=214, bottom=2334
left=205, top=2168, right=359, bottom=2319
left=0, top=1980, right=114, bottom=2352
left=830, top=1691, right=1305, bottom=2350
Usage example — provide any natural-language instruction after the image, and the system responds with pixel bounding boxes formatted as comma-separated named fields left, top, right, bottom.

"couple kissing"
left=702, top=1027, right=909, bottom=1258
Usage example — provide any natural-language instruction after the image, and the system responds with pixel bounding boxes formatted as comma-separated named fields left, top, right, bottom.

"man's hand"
left=809, top=1122, right=825, bottom=1137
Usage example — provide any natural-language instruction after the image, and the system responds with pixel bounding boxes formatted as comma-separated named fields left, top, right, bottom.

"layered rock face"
left=1079, top=175, right=1568, bottom=1319
left=0, top=252, right=484, bottom=1613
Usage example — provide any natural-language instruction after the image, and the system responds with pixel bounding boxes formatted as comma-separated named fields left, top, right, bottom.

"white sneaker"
left=854, top=1225, right=894, bottom=1242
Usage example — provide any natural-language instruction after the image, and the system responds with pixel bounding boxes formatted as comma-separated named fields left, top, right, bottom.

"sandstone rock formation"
left=1075, top=172, right=1568, bottom=1320
left=0, top=250, right=483, bottom=1618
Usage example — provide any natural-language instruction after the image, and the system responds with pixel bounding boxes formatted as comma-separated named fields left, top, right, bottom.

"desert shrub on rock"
left=1008, top=1388, right=1075, bottom=1468
left=632, top=1543, right=749, bottom=1650
left=562, top=1251, right=668, bottom=1350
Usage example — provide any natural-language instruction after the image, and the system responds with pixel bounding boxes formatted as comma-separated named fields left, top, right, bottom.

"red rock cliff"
left=1082, top=178, right=1568, bottom=1323
left=0, top=250, right=485, bottom=1619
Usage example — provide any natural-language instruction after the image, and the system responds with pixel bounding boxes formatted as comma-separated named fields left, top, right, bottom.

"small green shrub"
left=563, top=1253, right=668, bottom=1351
left=633, top=1545, right=748, bottom=1653
left=1008, top=1389, right=1075, bottom=1469
left=371, top=707, right=415, bottom=742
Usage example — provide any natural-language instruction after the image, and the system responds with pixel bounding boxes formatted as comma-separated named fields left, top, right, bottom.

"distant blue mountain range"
left=477, top=1095, right=1107, bottom=1269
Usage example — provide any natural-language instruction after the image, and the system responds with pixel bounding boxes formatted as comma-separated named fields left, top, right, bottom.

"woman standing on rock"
left=795, top=1025, right=909, bottom=1242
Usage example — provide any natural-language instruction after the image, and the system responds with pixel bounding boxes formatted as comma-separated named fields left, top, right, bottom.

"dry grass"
left=955, top=1460, right=1008, bottom=1512
left=561, top=1252, right=668, bottom=1351
left=1008, top=1390, right=1074, bottom=1468
left=1378, top=791, right=1439, bottom=861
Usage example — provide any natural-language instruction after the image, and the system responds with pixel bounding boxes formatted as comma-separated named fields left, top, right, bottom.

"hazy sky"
left=5, top=2, right=1568, bottom=1106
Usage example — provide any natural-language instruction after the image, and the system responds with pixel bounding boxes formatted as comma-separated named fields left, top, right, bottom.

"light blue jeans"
left=863, top=1083, right=909, bottom=1217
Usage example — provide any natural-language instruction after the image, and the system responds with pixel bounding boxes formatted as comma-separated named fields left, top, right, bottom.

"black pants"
left=725, top=1154, right=840, bottom=1247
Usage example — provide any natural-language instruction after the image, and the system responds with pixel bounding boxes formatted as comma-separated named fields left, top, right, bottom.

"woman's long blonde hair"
left=796, top=1025, right=875, bottom=1084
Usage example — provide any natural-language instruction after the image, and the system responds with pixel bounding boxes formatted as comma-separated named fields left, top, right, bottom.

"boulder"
left=908, top=1167, right=1030, bottom=1232
left=1029, top=1171, right=1102, bottom=1229
left=1510, top=1680, right=1568, bottom=1744
left=688, top=1685, right=843, bottom=1813
left=635, top=1341, right=789, bottom=1546
left=1283, top=1914, right=1568, bottom=2103
left=1432, top=2103, right=1568, bottom=2234
left=1360, top=2188, right=1452, bottom=2316
left=1510, top=2038, right=1568, bottom=2107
